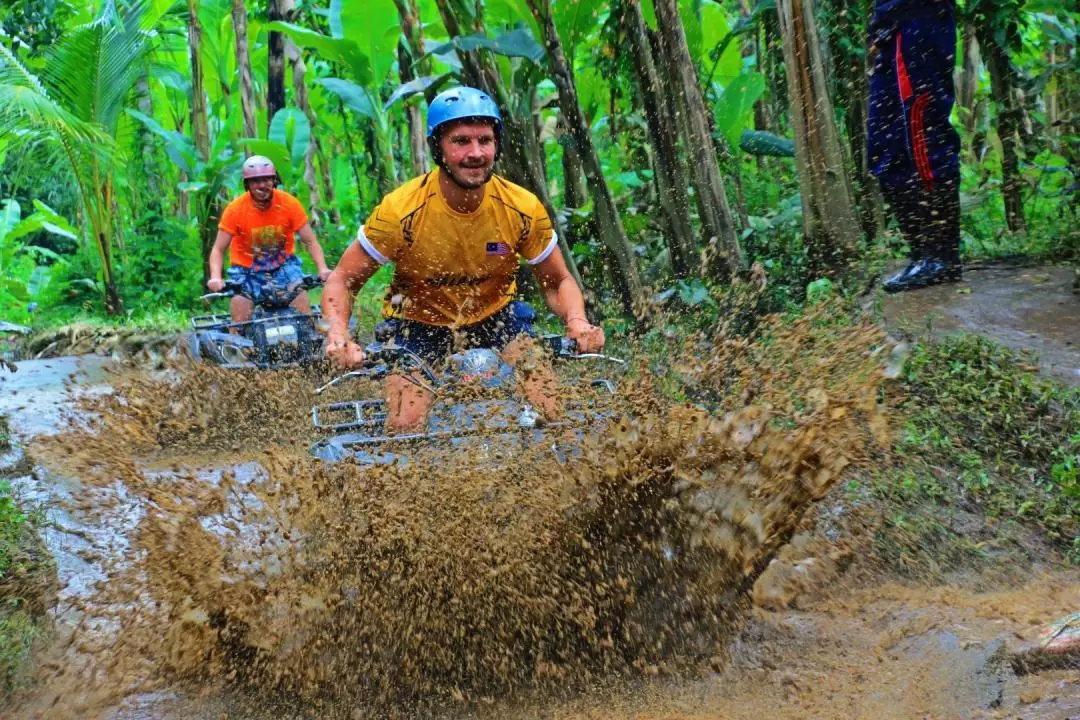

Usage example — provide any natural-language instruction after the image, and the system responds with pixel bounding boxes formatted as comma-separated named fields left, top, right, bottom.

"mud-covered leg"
left=385, top=373, right=435, bottom=432
left=290, top=290, right=312, bottom=314
left=229, top=295, right=254, bottom=324
left=502, top=335, right=563, bottom=421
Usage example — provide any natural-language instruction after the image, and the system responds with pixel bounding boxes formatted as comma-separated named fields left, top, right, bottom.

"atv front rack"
left=191, top=305, right=324, bottom=332
left=312, top=378, right=616, bottom=435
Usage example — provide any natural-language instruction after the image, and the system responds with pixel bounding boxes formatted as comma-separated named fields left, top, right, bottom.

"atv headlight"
left=264, top=322, right=299, bottom=345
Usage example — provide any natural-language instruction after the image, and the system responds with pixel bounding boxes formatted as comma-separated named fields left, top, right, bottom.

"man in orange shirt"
left=208, top=156, right=332, bottom=322
left=323, top=87, right=604, bottom=432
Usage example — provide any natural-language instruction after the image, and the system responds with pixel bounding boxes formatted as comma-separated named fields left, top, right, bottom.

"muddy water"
left=1, top=306, right=1076, bottom=719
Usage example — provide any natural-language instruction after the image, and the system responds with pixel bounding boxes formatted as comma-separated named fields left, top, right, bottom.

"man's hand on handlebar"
left=317, top=267, right=333, bottom=282
left=207, top=277, right=225, bottom=293
left=325, top=327, right=367, bottom=369
left=566, top=316, right=605, bottom=354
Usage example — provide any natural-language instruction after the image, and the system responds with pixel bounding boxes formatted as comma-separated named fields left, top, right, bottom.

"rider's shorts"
left=226, top=255, right=305, bottom=303
left=386, top=300, right=537, bottom=366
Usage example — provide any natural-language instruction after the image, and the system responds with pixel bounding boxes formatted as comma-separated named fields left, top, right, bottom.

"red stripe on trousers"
left=895, top=34, right=913, bottom=102
left=911, top=93, right=935, bottom=191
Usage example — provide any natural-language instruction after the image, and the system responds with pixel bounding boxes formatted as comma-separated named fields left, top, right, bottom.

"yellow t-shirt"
left=357, top=169, right=557, bottom=327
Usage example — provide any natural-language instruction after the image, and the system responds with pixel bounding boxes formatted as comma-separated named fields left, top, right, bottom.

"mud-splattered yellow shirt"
left=357, top=169, right=557, bottom=327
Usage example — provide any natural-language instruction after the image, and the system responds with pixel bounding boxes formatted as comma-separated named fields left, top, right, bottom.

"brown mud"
left=0, top=296, right=1076, bottom=718
left=874, top=262, right=1080, bottom=385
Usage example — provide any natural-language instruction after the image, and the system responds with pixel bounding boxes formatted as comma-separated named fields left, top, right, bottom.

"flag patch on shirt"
left=486, top=241, right=512, bottom=256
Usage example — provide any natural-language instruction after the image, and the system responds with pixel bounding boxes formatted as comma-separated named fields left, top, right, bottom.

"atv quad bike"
left=310, top=329, right=625, bottom=465
left=188, top=275, right=325, bottom=369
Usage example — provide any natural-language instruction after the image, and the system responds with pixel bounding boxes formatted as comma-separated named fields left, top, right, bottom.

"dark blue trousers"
left=867, top=1, right=962, bottom=261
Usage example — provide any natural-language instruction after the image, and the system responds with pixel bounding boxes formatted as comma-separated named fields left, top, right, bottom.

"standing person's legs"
left=881, top=177, right=962, bottom=292
left=928, top=177, right=962, bottom=266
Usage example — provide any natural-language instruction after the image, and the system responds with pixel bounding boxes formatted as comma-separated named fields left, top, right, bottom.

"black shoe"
left=882, top=258, right=962, bottom=293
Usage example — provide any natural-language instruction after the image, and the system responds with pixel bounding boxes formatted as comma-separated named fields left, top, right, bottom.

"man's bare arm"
left=324, top=240, right=381, bottom=334
left=207, top=230, right=232, bottom=290
left=529, top=248, right=605, bottom=352
left=297, top=222, right=331, bottom=278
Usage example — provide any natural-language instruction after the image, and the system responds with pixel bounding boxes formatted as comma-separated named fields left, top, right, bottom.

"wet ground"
left=2, top=306, right=1078, bottom=719
left=874, top=263, right=1080, bottom=385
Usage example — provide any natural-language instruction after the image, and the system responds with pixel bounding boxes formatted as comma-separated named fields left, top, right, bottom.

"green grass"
left=0, top=417, right=52, bottom=696
left=864, top=334, right=1080, bottom=571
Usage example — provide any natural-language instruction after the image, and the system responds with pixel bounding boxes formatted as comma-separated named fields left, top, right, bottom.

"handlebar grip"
left=541, top=335, right=576, bottom=356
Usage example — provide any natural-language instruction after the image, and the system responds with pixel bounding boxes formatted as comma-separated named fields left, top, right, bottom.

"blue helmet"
left=426, top=86, right=503, bottom=164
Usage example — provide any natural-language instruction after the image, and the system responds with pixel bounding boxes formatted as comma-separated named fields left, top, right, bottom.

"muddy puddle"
left=2, top=303, right=1077, bottom=719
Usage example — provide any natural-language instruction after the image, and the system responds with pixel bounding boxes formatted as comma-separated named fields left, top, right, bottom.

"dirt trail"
left=873, top=263, right=1080, bottom=385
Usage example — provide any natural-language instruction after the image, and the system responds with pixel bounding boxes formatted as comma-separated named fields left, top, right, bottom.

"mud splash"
left=18, top=303, right=894, bottom=717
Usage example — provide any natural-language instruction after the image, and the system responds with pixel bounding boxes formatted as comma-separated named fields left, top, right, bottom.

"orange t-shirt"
left=218, top=189, right=308, bottom=271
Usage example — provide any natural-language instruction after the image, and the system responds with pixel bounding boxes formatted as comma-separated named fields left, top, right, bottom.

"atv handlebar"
left=199, top=274, right=323, bottom=303
left=316, top=346, right=436, bottom=395
left=316, top=336, right=623, bottom=395
left=540, top=335, right=626, bottom=365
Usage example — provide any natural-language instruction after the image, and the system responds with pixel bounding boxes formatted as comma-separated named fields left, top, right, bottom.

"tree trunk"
left=777, top=0, right=862, bottom=277
left=958, top=22, right=980, bottom=133
left=395, top=0, right=430, bottom=176
left=830, top=0, right=884, bottom=241
left=527, top=0, right=644, bottom=315
left=135, top=73, right=159, bottom=201
left=231, top=0, right=258, bottom=139
left=653, top=0, right=743, bottom=280
left=397, top=40, right=429, bottom=177
left=338, top=100, right=365, bottom=200
left=267, top=0, right=288, bottom=126
left=625, top=0, right=697, bottom=278
left=979, top=24, right=1026, bottom=234
left=188, top=0, right=215, bottom=282
left=188, top=0, right=211, bottom=162
left=433, top=0, right=585, bottom=293
left=287, top=42, right=325, bottom=220
left=1045, top=44, right=1058, bottom=134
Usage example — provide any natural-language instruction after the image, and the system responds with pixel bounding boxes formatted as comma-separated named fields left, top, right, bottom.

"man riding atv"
left=323, top=86, right=605, bottom=431
left=208, top=155, right=333, bottom=322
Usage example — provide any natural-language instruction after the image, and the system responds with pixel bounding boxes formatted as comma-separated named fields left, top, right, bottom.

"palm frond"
left=41, top=1, right=154, bottom=133
left=0, top=80, right=112, bottom=148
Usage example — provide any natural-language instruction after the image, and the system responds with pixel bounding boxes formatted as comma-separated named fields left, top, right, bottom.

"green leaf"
left=485, top=0, right=544, bottom=42
left=2, top=278, right=29, bottom=301
left=640, top=0, right=657, bottom=28
left=680, top=0, right=704, bottom=61
left=0, top=199, right=20, bottom=237
left=613, top=171, right=646, bottom=189
left=125, top=108, right=199, bottom=175
left=317, top=77, right=379, bottom=120
left=713, top=71, right=765, bottom=150
left=269, top=108, right=311, bottom=167
left=427, top=29, right=546, bottom=64
left=265, top=21, right=372, bottom=86
left=21, top=244, right=65, bottom=263
left=384, top=74, right=452, bottom=111
left=333, top=0, right=399, bottom=83
left=702, top=3, right=740, bottom=82
left=30, top=200, right=78, bottom=237
left=677, top=279, right=711, bottom=307
left=178, top=181, right=209, bottom=193
left=329, top=0, right=345, bottom=38
left=553, top=0, right=605, bottom=58
left=739, top=129, right=795, bottom=157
